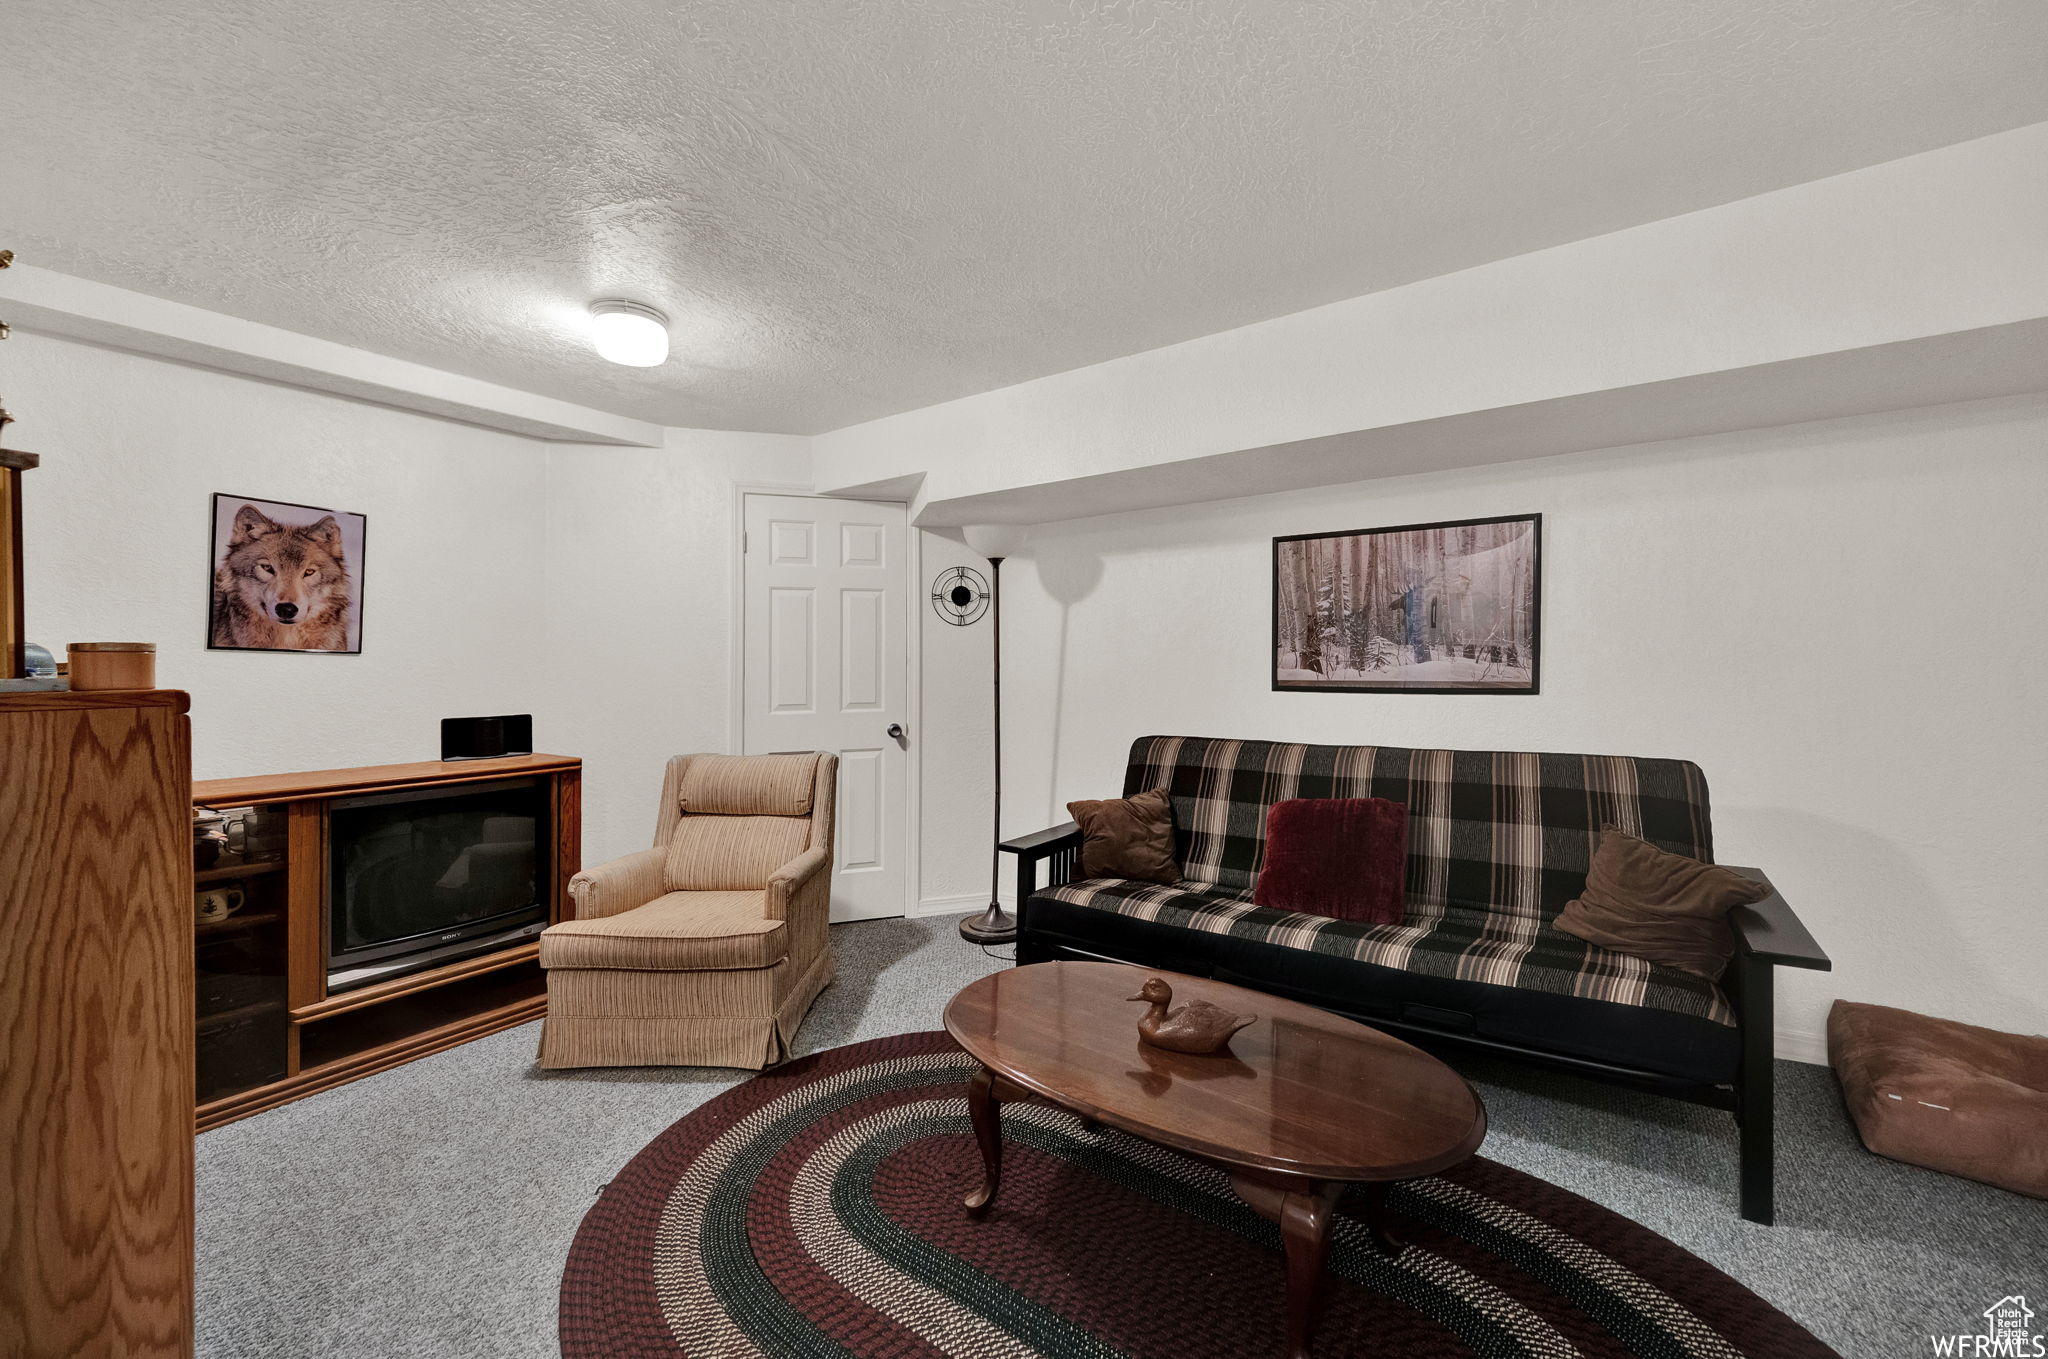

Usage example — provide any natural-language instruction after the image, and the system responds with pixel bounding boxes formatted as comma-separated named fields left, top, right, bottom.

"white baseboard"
left=908, top=891, right=1021, bottom=919
left=1776, top=1026, right=1829, bottom=1066
left=907, top=893, right=995, bottom=919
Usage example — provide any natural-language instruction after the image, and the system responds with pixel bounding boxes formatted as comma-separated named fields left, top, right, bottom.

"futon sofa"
left=1003, top=735, right=1830, bottom=1223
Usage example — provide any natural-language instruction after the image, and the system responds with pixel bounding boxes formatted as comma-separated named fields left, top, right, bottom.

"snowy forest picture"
left=1273, top=514, right=1540, bottom=693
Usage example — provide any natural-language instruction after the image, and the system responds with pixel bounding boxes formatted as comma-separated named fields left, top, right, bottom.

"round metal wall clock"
left=930, top=565, right=991, bottom=626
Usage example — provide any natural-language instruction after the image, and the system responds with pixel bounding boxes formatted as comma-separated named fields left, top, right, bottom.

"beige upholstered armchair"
left=536, top=751, right=837, bottom=1070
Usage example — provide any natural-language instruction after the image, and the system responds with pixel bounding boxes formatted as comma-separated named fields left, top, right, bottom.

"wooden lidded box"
left=68, top=641, right=157, bottom=690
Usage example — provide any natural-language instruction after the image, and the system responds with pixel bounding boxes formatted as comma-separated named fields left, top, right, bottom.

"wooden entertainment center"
left=192, top=753, right=580, bottom=1131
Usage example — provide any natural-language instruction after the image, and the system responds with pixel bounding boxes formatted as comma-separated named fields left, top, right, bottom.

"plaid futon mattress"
left=1122, top=735, right=1717, bottom=912
left=1046, top=735, right=1738, bottom=1026
left=1033, top=876, right=1736, bottom=1026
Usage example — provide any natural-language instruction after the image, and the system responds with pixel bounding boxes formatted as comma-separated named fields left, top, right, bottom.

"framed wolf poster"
left=207, top=494, right=365, bottom=654
left=1273, top=513, right=1540, bottom=694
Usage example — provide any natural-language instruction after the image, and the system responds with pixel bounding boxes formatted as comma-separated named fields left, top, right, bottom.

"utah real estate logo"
left=1933, top=1296, right=2042, bottom=1357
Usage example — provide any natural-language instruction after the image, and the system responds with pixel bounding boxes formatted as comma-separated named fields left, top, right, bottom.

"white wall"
left=11, top=331, right=810, bottom=876
left=17, top=293, right=2045, bottom=1051
left=998, top=393, right=2048, bottom=1060
left=16, top=332, right=553, bottom=775
left=912, top=529, right=997, bottom=914
left=540, top=428, right=810, bottom=866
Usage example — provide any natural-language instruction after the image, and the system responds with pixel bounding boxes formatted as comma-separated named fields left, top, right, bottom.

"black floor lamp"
left=959, top=524, right=1027, bottom=945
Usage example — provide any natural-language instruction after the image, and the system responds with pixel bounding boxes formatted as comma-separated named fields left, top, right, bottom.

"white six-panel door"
left=742, top=494, right=909, bottom=922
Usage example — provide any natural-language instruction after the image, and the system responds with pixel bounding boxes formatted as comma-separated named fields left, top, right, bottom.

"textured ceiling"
left=6, top=1, right=2047, bottom=435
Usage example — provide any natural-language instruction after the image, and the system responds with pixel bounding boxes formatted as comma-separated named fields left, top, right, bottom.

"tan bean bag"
left=1828, top=999, right=2048, bottom=1199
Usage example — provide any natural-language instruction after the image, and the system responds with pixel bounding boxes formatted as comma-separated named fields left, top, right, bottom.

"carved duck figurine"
left=1128, top=977, right=1257, bottom=1055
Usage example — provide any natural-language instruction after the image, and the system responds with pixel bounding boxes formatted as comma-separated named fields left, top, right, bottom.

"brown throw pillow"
left=1065, top=787, right=1179, bottom=884
left=1554, top=828, right=1769, bottom=979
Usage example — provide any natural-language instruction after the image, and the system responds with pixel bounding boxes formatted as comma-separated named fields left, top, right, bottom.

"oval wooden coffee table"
left=944, top=960, right=1487, bottom=1359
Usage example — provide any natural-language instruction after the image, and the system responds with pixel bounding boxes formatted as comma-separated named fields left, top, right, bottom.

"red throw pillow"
left=1253, top=797, right=1409, bottom=925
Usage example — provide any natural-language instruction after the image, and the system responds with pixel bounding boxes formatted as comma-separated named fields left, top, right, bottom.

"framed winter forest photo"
left=1272, top=513, right=1540, bottom=694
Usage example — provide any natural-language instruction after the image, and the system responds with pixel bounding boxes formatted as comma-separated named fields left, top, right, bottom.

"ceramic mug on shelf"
left=196, top=886, right=244, bottom=924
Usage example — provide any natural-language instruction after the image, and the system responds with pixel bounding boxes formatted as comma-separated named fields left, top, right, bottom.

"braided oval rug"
left=560, top=1032, right=1834, bottom=1358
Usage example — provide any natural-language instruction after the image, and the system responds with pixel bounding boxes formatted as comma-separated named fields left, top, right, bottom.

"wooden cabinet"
left=191, top=754, right=579, bottom=1130
left=0, top=690, right=195, bottom=1359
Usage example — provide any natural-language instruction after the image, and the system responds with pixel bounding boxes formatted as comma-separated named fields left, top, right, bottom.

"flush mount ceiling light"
left=587, top=300, right=669, bottom=367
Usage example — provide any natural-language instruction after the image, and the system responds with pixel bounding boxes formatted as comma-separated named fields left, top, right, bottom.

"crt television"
left=326, top=777, right=551, bottom=991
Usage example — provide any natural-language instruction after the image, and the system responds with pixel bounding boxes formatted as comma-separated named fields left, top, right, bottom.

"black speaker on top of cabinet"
left=440, top=714, right=533, bottom=762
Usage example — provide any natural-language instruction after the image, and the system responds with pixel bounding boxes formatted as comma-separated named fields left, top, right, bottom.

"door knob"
left=887, top=723, right=906, bottom=741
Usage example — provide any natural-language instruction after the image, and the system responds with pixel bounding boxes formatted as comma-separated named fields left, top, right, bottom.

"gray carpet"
left=196, top=918, right=2044, bottom=1358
